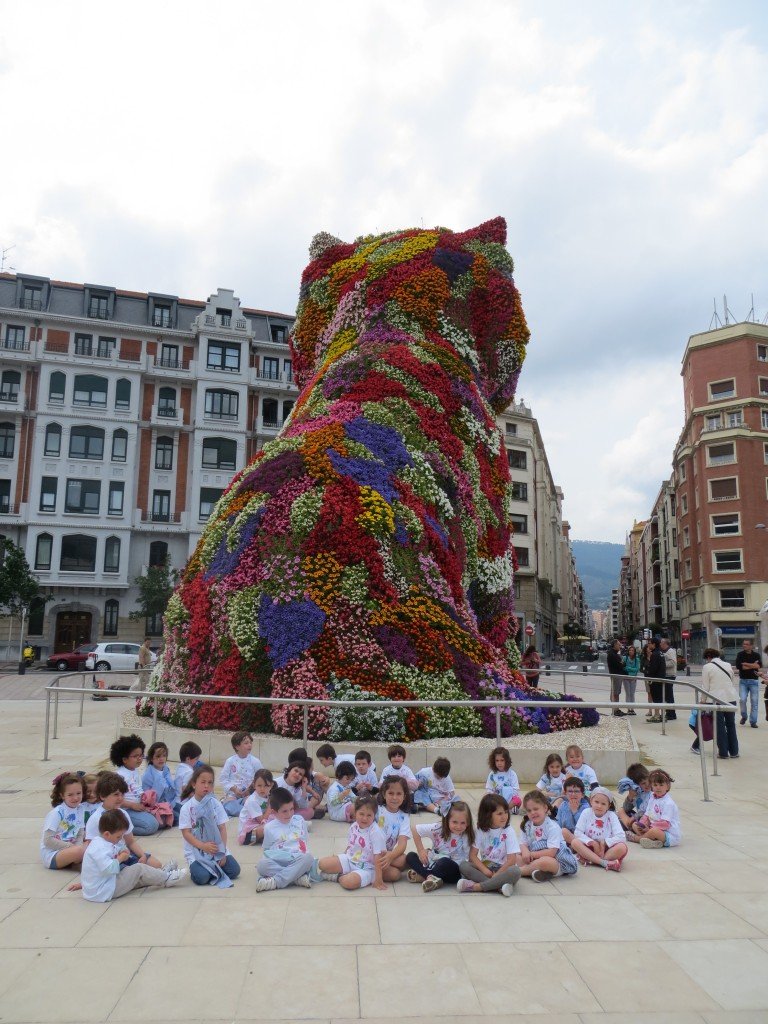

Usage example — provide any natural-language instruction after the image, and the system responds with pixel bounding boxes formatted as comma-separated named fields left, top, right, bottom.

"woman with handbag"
left=697, top=648, right=739, bottom=759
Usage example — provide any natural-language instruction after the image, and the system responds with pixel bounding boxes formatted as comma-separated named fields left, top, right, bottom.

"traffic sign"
left=681, top=630, right=690, bottom=639
left=524, top=624, right=534, bottom=636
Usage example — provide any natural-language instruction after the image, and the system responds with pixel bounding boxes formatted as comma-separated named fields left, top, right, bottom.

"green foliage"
left=130, top=558, right=180, bottom=621
left=0, top=539, right=43, bottom=615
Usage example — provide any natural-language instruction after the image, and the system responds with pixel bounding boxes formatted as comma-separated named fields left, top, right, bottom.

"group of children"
left=40, top=732, right=681, bottom=903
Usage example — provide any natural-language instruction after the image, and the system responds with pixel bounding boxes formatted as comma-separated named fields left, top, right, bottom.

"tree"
left=130, top=558, right=179, bottom=630
left=0, top=539, right=45, bottom=657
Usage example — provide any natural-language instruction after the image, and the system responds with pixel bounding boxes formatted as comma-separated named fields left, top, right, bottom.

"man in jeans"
left=735, top=639, right=763, bottom=728
left=659, top=639, right=677, bottom=721
left=606, top=640, right=625, bottom=716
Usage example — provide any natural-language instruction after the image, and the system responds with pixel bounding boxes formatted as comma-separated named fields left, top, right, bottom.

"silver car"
left=85, top=643, right=158, bottom=672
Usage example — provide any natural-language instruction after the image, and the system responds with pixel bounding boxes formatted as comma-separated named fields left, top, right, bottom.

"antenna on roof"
left=0, top=244, right=15, bottom=273
left=709, top=298, right=723, bottom=330
left=747, top=294, right=756, bottom=323
left=723, top=294, right=738, bottom=326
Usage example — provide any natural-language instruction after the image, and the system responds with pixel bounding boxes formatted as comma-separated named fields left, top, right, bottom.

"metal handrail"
left=42, top=672, right=735, bottom=801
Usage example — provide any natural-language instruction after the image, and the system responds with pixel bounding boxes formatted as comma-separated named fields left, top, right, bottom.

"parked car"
left=46, top=644, right=97, bottom=672
left=85, top=643, right=158, bottom=672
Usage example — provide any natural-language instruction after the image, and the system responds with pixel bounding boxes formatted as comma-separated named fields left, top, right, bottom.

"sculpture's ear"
left=454, top=216, right=507, bottom=247
left=309, top=231, right=345, bottom=260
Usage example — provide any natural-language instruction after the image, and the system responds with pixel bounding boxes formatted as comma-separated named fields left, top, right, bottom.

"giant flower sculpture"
left=148, top=218, right=598, bottom=739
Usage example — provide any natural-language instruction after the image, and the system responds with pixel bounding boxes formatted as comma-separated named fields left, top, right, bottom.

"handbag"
left=700, top=710, right=713, bottom=742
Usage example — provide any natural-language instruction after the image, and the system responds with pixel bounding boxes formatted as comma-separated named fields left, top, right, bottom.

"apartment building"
left=0, top=272, right=296, bottom=658
left=674, top=322, right=768, bottom=660
left=636, top=479, right=679, bottom=640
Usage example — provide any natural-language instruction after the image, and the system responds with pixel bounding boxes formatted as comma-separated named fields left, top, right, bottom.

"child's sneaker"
left=625, top=830, right=640, bottom=843
left=604, top=859, right=622, bottom=871
left=406, top=869, right=422, bottom=883
left=295, top=874, right=312, bottom=888
left=164, top=867, right=186, bottom=887
left=457, top=879, right=476, bottom=893
left=422, top=875, right=443, bottom=893
left=639, top=837, right=664, bottom=849
left=162, top=858, right=179, bottom=873
left=511, top=805, right=520, bottom=815
left=531, top=869, right=556, bottom=883
left=500, top=882, right=516, bottom=897
left=255, top=876, right=277, bottom=892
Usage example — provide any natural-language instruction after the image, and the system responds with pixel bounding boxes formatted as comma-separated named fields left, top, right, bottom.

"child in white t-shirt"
left=413, top=757, right=455, bottom=815
left=326, top=761, right=357, bottom=822
left=40, top=773, right=87, bottom=870
left=312, top=795, right=387, bottom=890
left=179, top=766, right=241, bottom=886
left=276, top=760, right=315, bottom=820
left=238, top=769, right=275, bottom=845
left=352, top=751, right=378, bottom=793
left=220, top=731, right=263, bottom=817
left=518, top=789, right=578, bottom=882
left=85, top=772, right=169, bottom=871
left=109, top=733, right=159, bottom=837
left=564, top=744, right=598, bottom=790
left=485, top=746, right=521, bottom=812
left=631, top=770, right=681, bottom=848
left=457, top=794, right=522, bottom=896
left=572, top=787, right=628, bottom=871
left=536, top=753, right=566, bottom=808
left=174, top=741, right=203, bottom=802
left=407, top=800, right=474, bottom=892
left=375, top=777, right=412, bottom=881
left=69, top=810, right=184, bottom=902
left=378, top=744, right=418, bottom=793
left=255, top=788, right=315, bottom=891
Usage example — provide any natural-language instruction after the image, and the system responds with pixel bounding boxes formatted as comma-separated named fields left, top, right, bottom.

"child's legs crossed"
left=479, top=865, right=520, bottom=891
left=258, top=853, right=313, bottom=887
left=405, top=851, right=430, bottom=878
left=113, top=862, right=167, bottom=898
left=126, top=809, right=159, bottom=836
left=429, top=857, right=461, bottom=884
left=222, top=799, right=243, bottom=817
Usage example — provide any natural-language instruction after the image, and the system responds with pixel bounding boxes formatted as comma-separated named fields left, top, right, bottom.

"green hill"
left=571, top=540, right=624, bottom=610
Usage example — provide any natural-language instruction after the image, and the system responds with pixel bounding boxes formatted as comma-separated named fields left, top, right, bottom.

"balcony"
left=18, top=296, right=43, bottom=311
left=0, top=503, right=21, bottom=516
left=256, top=417, right=283, bottom=434
left=0, top=391, right=21, bottom=407
left=138, top=511, right=184, bottom=527
left=1, top=338, right=31, bottom=353
left=147, top=354, right=192, bottom=377
left=150, top=404, right=181, bottom=427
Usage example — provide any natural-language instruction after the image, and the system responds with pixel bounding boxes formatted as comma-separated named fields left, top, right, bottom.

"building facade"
left=0, top=272, right=296, bottom=659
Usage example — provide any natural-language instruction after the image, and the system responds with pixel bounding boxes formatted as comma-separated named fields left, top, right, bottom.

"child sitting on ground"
left=407, top=800, right=475, bottom=892
left=238, top=769, right=275, bottom=845
left=563, top=744, right=598, bottom=790
left=81, top=774, right=100, bottom=825
left=276, top=759, right=316, bottom=821
left=175, top=741, right=203, bottom=802
left=220, top=732, right=263, bottom=817
left=518, top=790, right=578, bottom=882
left=109, top=734, right=160, bottom=836
left=556, top=777, right=590, bottom=846
left=375, top=777, right=412, bottom=881
left=630, top=769, right=681, bottom=848
left=255, top=788, right=314, bottom=891
left=617, top=762, right=652, bottom=832
left=70, top=810, right=184, bottom=901
left=326, top=761, right=357, bottom=822
left=312, top=795, right=387, bottom=891
left=86, top=772, right=168, bottom=870
left=316, top=743, right=357, bottom=773
left=571, top=786, right=628, bottom=871
left=142, top=742, right=180, bottom=825
left=40, top=773, right=87, bottom=871
left=353, top=750, right=378, bottom=793
left=179, top=766, right=241, bottom=887
left=413, top=757, right=455, bottom=815
left=457, top=793, right=521, bottom=896
left=378, top=744, right=418, bottom=793
left=536, top=753, right=566, bottom=809
left=486, top=746, right=522, bottom=813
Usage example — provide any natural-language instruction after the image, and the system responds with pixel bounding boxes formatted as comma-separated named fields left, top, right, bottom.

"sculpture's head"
left=290, top=217, right=529, bottom=412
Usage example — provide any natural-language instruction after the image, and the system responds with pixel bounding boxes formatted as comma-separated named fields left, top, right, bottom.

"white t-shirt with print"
left=574, top=808, right=625, bottom=848
left=326, top=781, right=355, bottom=822
left=486, top=768, right=520, bottom=797
left=378, top=763, right=418, bottom=789
left=521, top=816, right=567, bottom=853
left=276, top=775, right=310, bottom=809
left=175, top=763, right=193, bottom=800
left=85, top=804, right=133, bottom=851
left=353, top=766, right=378, bottom=789
left=564, top=763, right=598, bottom=789
left=81, top=835, right=122, bottom=902
left=344, top=821, right=387, bottom=870
left=178, top=796, right=229, bottom=864
left=536, top=773, right=565, bottom=800
left=375, top=806, right=412, bottom=851
left=415, top=821, right=470, bottom=864
left=220, top=753, right=263, bottom=798
left=40, top=804, right=85, bottom=868
left=644, top=792, right=681, bottom=846
left=415, top=768, right=455, bottom=802
left=473, top=825, right=521, bottom=868
left=262, top=815, right=310, bottom=861
left=116, top=765, right=143, bottom=803
left=239, top=792, right=270, bottom=826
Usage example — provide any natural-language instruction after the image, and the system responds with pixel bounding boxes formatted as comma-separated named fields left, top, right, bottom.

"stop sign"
left=525, top=624, right=534, bottom=636
left=682, top=630, right=691, bottom=639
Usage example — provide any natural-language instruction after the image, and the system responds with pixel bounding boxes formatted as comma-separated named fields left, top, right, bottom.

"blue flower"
left=258, top=596, right=326, bottom=670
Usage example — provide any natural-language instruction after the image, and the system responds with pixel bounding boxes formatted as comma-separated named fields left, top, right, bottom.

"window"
left=39, top=477, right=57, bottom=513
left=270, top=324, right=286, bottom=344
left=199, top=487, right=224, bottom=521
left=671, top=527, right=677, bottom=545
left=205, top=389, right=238, bottom=419
left=762, top=410, right=768, bottom=430
left=284, top=359, right=292, bottom=382
left=98, top=336, right=116, bottom=358
left=0, top=423, right=15, bottom=459
left=707, top=441, right=735, bottom=466
left=115, top=378, right=131, bottom=410
left=510, top=513, right=528, bottom=534
left=262, top=397, right=278, bottom=426
left=28, top=596, right=45, bottom=635
left=262, top=357, right=279, bottom=380
left=682, top=526, right=690, bottom=548
left=158, top=387, right=177, bottom=417
left=60, top=534, right=97, bottom=571
left=510, top=481, right=528, bottom=501
left=152, top=490, right=171, bottom=522
left=69, top=426, right=104, bottom=460
left=507, top=449, right=527, bottom=470
left=153, top=305, right=172, bottom=328
left=711, top=513, right=740, bottom=536
left=21, top=285, right=42, bottom=311
left=73, top=374, right=107, bottom=408
left=709, top=379, right=735, bottom=400
left=719, top=588, right=745, bottom=608
left=705, top=414, right=721, bottom=431
left=678, top=462, right=686, bottom=482
left=709, top=477, right=738, bottom=501
left=713, top=550, right=743, bottom=572
left=88, top=294, right=109, bottom=319
left=516, top=547, right=530, bottom=567
left=758, top=343, right=768, bottom=362
left=505, top=422, right=517, bottom=436
left=35, top=533, right=52, bottom=570
left=155, top=436, right=174, bottom=470
left=145, top=612, right=163, bottom=636
left=104, top=599, right=119, bottom=636
left=202, top=437, right=236, bottom=470
left=74, top=334, right=93, bottom=356
left=108, top=482, right=124, bottom=515
left=684, top=559, right=692, bottom=580
left=0, top=370, right=20, bottom=401
left=759, top=378, right=768, bottom=396
left=283, top=399, right=294, bottom=421
left=65, top=479, right=101, bottom=514
left=4, top=325, right=25, bottom=349
left=48, top=372, right=65, bottom=403
left=159, top=343, right=178, bottom=368
left=149, top=540, right=168, bottom=567
left=44, top=423, right=61, bottom=457
left=727, top=410, right=743, bottom=428
left=112, top=429, right=128, bottom=462
left=207, top=341, right=241, bottom=372
left=216, top=307, right=231, bottom=327
left=0, top=480, right=9, bottom=513
left=765, top=442, right=768, bottom=464
left=104, top=536, right=120, bottom=573
left=680, top=493, right=688, bottom=514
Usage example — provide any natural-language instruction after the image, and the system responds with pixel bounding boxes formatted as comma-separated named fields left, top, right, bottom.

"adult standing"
left=645, top=638, right=666, bottom=724
left=735, top=638, right=763, bottom=727
left=520, top=645, right=542, bottom=687
left=698, top=648, right=739, bottom=758
left=623, top=644, right=641, bottom=716
left=607, top=640, right=625, bottom=717
left=137, top=637, right=153, bottom=692
left=659, top=639, right=677, bottom=721
left=761, top=645, right=768, bottom=723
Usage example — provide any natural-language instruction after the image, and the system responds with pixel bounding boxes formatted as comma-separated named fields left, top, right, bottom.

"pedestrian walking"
left=645, top=638, right=666, bottom=724
left=607, top=640, right=625, bottom=717
left=520, top=645, right=542, bottom=688
left=623, top=644, right=641, bottom=715
left=735, top=639, right=762, bottom=728
left=659, top=639, right=677, bottom=721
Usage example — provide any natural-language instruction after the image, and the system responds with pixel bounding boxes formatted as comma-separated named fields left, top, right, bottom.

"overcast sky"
left=2, top=0, right=767, bottom=542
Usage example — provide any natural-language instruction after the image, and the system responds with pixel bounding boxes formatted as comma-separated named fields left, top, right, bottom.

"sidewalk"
left=1, top=697, right=767, bottom=1022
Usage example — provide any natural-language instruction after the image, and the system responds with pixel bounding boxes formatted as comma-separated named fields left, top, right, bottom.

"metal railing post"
left=43, top=688, right=51, bottom=761
left=53, top=686, right=60, bottom=740
left=495, top=706, right=501, bottom=743
left=79, top=674, right=86, bottom=727
left=152, top=695, right=158, bottom=743
left=302, top=704, right=309, bottom=746
left=711, top=706, right=719, bottom=777
left=695, top=709, right=711, bottom=801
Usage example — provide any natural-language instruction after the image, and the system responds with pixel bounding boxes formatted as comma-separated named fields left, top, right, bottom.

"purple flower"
left=240, top=450, right=306, bottom=496
left=432, top=247, right=473, bottom=282
left=258, top=595, right=326, bottom=670
left=205, top=510, right=264, bottom=580
left=327, top=452, right=397, bottom=503
left=345, top=418, right=412, bottom=471
left=372, top=625, right=417, bottom=665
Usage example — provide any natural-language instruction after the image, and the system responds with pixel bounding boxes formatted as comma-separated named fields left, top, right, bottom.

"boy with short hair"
left=378, top=744, right=418, bottom=792
left=85, top=772, right=171, bottom=871
left=326, top=761, right=357, bottom=822
left=413, top=757, right=455, bottom=815
left=255, top=788, right=314, bottom=891
left=175, top=741, right=203, bottom=801
left=353, top=750, right=378, bottom=793
left=617, top=763, right=651, bottom=831
left=556, top=777, right=590, bottom=845
left=71, top=810, right=184, bottom=901
left=220, top=732, right=263, bottom=816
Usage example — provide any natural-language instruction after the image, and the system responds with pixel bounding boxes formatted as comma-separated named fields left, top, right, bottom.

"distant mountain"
left=571, top=540, right=624, bottom=610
